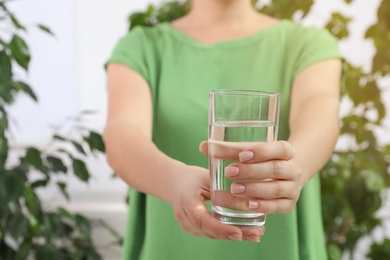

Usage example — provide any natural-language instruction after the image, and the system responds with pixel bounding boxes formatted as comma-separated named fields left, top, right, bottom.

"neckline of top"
left=161, top=19, right=291, bottom=49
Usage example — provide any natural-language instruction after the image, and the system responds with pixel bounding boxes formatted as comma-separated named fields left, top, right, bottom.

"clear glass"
left=208, top=89, right=280, bottom=229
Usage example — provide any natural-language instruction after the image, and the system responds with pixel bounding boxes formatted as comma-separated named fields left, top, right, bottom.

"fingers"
left=246, top=198, right=297, bottom=214
left=176, top=197, right=265, bottom=242
left=199, top=141, right=208, bottom=156
left=225, top=159, right=296, bottom=181
left=242, top=226, right=265, bottom=242
left=213, top=183, right=299, bottom=213
left=174, top=166, right=266, bottom=242
left=201, top=140, right=295, bottom=162
left=207, top=141, right=257, bottom=161
left=230, top=180, right=301, bottom=200
left=239, top=141, right=295, bottom=163
left=176, top=197, right=244, bottom=241
left=212, top=190, right=249, bottom=211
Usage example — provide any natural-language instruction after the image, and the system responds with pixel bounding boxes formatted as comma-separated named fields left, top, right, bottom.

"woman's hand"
left=168, top=165, right=265, bottom=242
left=199, top=140, right=306, bottom=214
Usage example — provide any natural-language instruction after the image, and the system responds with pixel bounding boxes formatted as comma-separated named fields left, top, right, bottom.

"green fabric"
left=107, top=20, right=343, bottom=260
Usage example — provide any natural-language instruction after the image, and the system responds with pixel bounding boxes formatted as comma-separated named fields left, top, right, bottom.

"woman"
left=104, top=0, right=343, bottom=259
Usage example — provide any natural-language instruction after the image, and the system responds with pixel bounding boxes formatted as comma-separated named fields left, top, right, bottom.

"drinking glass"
left=208, top=89, right=280, bottom=229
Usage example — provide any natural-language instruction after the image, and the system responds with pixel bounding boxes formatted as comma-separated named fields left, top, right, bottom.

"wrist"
left=162, top=161, right=188, bottom=205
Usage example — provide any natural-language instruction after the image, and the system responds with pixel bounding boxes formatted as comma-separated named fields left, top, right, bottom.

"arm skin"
left=200, top=58, right=343, bottom=214
left=288, top=58, right=342, bottom=183
left=103, top=63, right=264, bottom=242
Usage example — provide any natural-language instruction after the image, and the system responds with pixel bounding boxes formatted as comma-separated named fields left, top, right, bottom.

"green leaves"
left=57, top=181, right=69, bottom=200
left=16, top=240, right=32, bottom=260
left=0, top=51, right=12, bottom=92
left=35, top=244, right=58, bottom=260
left=46, top=156, right=67, bottom=173
left=37, top=24, right=54, bottom=36
left=368, top=239, right=390, bottom=260
left=0, top=2, right=113, bottom=258
left=12, top=81, right=38, bottom=102
left=2, top=170, right=27, bottom=203
left=9, top=35, right=30, bottom=70
left=259, top=0, right=314, bottom=20
left=84, top=131, right=105, bottom=153
left=10, top=14, right=26, bottom=31
left=72, top=158, right=90, bottom=182
left=365, top=1, right=390, bottom=75
left=8, top=214, right=28, bottom=241
left=326, top=7, right=390, bottom=255
left=0, top=240, right=16, bottom=260
left=326, top=13, right=352, bottom=40
left=0, top=117, right=9, bottom=167
left=25, top=147, right=47, bottom=173
left=24, top=187, right=42, bottom=216
left=128, top=1, right=190, bottom=30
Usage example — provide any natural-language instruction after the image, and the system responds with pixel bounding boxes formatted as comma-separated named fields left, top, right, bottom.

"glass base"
left=213, top=211, right=266, bottom=229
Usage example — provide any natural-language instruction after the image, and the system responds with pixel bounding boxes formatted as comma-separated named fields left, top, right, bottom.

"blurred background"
left=1, top=0, right=390, bottom=259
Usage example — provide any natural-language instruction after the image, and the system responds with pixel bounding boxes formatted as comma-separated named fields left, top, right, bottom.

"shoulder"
left=121, top=24, right=168, bottom=43
left=280, top=20, right=338, bottom=45
left=278, top=21, right=342, bottom=77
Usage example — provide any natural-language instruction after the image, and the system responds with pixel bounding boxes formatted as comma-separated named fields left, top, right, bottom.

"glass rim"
left=209, top=89, right=280, bottom=97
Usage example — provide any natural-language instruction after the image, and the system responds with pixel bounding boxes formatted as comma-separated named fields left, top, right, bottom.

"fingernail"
left=199, top=142, right=206, bottom=152
left=231, top=184, right=245, bottom=194
left=261, top=227, right=266, bottom=236
left=228, top=233, right=242, bottom=241
left=248, top=200, right=259, bottom=209
left=225, top=166, right=239, bottom=177
left=246, top=235, right=260, bottom=243
left=239, top=151, right=254, bottom=162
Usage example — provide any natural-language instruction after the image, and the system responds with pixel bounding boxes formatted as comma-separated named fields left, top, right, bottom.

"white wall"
left=8, top=0, right=78, bottom=145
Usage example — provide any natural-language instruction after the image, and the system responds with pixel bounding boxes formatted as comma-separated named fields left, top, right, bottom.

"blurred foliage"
left=321, top=1, right=390, bottom=259
left=128, top=1, right=190, bottom=30
left=0, top=1, right=121, bottom=259
left=128, top=0, right=390, bottom=259
left=367, top=239, right=390, bottom=260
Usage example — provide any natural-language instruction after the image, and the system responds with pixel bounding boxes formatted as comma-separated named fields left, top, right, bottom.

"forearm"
left=103, top=120, right=186, bottom=203
left=288, top=95, right=340, bottom=184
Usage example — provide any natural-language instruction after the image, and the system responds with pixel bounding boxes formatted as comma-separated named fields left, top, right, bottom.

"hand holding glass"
left=208, top=90, right=280, bottom=229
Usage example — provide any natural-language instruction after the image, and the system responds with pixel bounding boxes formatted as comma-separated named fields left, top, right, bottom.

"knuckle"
left=296, top=167, right=304, bottom=183
left=275, top=201, right=281, bottom=213
left=259, top=201, right=271, bottom=214
left=272, top=160, right=284, bottom=178
left=279, top=140, right=294, bottom=158
left=194, top=216, right=204, bottom=231
left=275, top=181, right=284, bottom=197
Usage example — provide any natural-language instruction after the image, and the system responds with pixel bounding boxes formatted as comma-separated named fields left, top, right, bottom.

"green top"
left=107, top=20, right=342, bottom=260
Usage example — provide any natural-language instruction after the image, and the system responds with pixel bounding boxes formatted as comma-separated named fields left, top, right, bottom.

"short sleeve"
left=293, top=26, right=343, bottom=78
left=106, top=27, right=149, bottom=82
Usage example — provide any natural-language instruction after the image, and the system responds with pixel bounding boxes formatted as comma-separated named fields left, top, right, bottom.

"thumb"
left=199, top=141, right=208, bottom=156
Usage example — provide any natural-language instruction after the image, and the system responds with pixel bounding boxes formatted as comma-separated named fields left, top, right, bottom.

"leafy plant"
left=128, top=1, right=390, bottom=259
left=0, top=2, right=120, bottom=259
left=128, top=0, right=190, bottom=30
left=320, top=1, right=390, bottom=259
left=367, top=239, right=390, bottom=260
